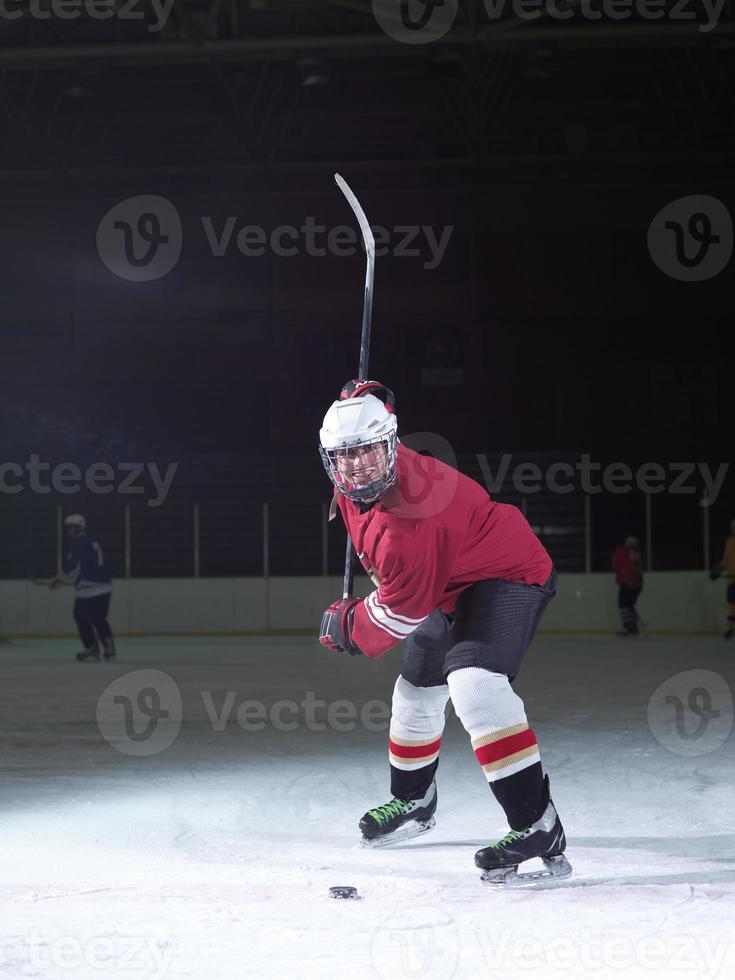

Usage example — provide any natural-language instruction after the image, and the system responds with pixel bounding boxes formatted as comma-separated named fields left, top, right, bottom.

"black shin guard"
left=390, top=760, right=439, bottom=801
left=490, top=761, right=547, bottom=830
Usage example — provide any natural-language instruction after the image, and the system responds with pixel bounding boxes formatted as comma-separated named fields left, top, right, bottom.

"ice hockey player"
left=612, top=536, right=643, bottom=636
left=709, top=519, right=735, bottom=639
left=318, top=380, right=570, bottom=884
left=50, top=514, right=116, bottom=662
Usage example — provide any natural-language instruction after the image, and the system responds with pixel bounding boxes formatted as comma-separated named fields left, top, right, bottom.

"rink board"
left=0, top=571, right=726, bottom=638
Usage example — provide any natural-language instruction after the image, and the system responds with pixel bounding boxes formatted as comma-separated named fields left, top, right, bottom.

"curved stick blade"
left=334, top=173, right=375, bottom=256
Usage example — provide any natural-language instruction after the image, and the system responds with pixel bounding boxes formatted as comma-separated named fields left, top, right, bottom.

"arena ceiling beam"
left=0, top=24, right=733, bottom=71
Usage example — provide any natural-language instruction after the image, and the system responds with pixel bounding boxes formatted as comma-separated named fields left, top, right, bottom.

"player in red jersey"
left=612, top=536, right=644, bottom=635
left=318, top=380, right=570, bottom=884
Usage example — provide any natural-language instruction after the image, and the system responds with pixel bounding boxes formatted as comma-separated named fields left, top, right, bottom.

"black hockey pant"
left=617, top=583, right=641, bottom=634
left=74, top=594, right=113, bottom=650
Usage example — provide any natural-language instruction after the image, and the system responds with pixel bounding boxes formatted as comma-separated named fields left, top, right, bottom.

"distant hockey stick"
left=27, top=570, right=70, bottom=588
left=334, top=173, right=376, bottom=599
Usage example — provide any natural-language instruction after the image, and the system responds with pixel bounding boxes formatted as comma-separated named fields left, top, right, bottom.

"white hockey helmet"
left=64, top=513, right=86, bottom=531
left=319, top=390, right=398, bottom=503
left=625, top=535, right=639, bottom=547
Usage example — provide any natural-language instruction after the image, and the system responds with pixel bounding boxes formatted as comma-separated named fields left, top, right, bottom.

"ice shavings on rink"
left=1, top=634, right=734, bottom=980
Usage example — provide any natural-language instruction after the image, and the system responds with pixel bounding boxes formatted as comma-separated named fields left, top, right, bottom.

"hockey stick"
left=334, top=174, right=376, bottom=599
left=27, top=570, right=70, bottom=588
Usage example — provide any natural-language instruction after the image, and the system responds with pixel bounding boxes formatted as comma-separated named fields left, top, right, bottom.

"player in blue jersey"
left=51, top=514, right=116, bottom=662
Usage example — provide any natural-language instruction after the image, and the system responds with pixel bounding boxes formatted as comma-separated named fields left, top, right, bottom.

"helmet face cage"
left=320, top=432, right=398, bottom=503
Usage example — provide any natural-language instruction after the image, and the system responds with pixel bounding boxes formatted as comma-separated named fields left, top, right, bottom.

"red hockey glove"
left=319, top=597, right=363, bottom=655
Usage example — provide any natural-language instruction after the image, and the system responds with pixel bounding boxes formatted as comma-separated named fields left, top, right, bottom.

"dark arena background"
left=1, top=2, right=734, bottom=977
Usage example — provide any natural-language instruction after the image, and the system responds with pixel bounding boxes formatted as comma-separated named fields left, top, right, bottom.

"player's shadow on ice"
left=572, top=833, right=735, bottom=860
left=385, top=839, right=507, bottom=850
left=544, top=869, right=735, bottom=889
left=385, top=837, right=735, bottom=888
left=388, top=834, right=735, bottom=884
left=404, top=833, right=735, bottom=856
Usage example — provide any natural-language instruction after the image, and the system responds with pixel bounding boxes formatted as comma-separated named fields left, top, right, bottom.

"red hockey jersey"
left=612, top=544, right=643, bottom=585
left=336, top=443, right=553, bottom=659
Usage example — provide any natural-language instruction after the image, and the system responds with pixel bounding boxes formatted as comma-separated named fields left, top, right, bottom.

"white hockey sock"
left=447, top=666, right=541, bottom=782
left=388, top=675, right=449, bottom=774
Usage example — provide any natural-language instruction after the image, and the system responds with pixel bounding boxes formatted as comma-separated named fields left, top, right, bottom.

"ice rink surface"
left=1, top=632, right=734, bottom=980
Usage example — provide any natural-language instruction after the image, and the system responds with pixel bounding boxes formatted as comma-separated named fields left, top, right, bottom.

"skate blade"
left=481, top=854, right=573, bottom=888
left=361, top=816, right=436, bottom=849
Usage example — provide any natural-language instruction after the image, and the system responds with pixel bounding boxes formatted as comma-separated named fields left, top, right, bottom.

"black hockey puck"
left=329, top=885, right=359, bottom=900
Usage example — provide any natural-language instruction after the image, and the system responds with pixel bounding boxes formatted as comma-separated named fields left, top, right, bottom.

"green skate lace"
left=489, top=828, right=527, bottom=849
left=368, top=798, right=410, bottom=826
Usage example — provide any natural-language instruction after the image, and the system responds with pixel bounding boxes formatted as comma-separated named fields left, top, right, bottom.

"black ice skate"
left=476, top=776, right=572, bottom=886
left=76, top=644, right=101, bottom=663
left=359, top=782, right=437, bottom=848
left=103, top=638, right=117, bottom=661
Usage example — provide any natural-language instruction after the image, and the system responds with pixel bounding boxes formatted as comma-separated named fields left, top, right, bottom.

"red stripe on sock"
left=474, top=728, right=537, bottom=767
left=389, top=737, right=442, bottom=759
